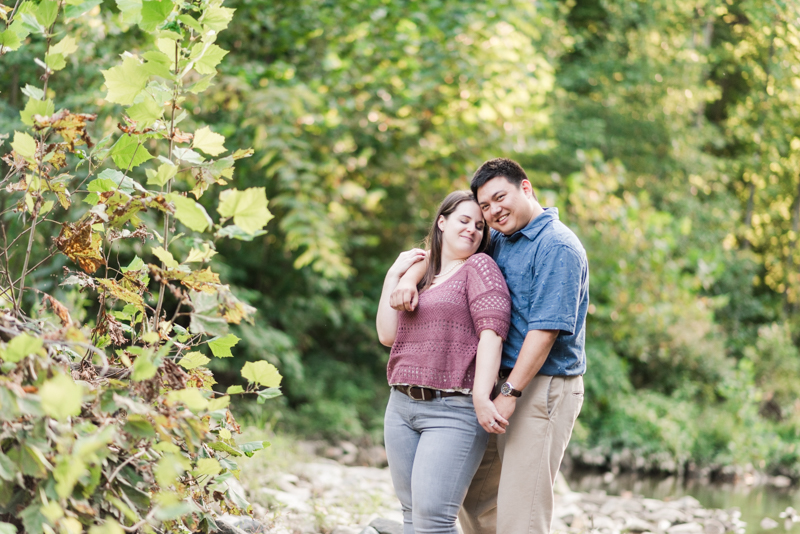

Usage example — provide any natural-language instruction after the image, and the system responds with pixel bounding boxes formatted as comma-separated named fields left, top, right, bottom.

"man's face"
left=476, top=176, right=535, bottom=236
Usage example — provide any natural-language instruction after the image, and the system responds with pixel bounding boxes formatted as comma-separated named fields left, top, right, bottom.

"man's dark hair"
left=470, top=158, right=537, bottom=201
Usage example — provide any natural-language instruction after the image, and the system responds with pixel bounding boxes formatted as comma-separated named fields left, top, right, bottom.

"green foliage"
left=0, top=0, right=282, bottom=531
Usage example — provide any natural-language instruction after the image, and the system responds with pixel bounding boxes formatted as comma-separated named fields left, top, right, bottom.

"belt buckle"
left=409, top=386, right=425, bottom=401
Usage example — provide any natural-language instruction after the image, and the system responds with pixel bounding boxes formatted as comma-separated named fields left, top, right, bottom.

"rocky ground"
left=221, top=439, right=792, bottom=534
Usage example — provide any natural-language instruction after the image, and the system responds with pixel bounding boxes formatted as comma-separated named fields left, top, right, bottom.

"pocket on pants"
left=442, top=395, right=474, bottom=410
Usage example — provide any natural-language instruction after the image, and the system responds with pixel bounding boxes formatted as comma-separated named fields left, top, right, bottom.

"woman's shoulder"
left=465, top=252, right=499, bottom=269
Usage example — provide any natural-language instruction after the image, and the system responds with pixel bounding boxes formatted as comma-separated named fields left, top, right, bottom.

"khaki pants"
left=458, top=375, right=584, bottom=534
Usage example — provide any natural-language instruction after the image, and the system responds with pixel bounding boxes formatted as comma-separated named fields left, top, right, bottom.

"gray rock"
left=220, top=516, right=268, bottom=534
left=667, top=522, right=704, bottom=534
left=332, top=527, right=363, bottom=534
left=212, top=517, right=249, bottom=534
left=647, top=507, right=689, bottom=524
left=369, top=518, right=404, bottom=534
left=760, top=517, right=779, bottom=530
left=703, top=519, right=726, bottom=534
left=358, top=528, right=380, bottom=534
left=625, top=517, right=656, bottom=532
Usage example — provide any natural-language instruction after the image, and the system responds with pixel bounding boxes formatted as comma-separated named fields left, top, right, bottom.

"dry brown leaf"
left=55, top=221, right=106, bottom=274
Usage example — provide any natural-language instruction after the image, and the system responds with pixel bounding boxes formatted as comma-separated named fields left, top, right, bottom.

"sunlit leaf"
left=127, top=98, right=164, bottom=129
left=166, top=388, right=209, bottom=412
left=167, top=193, right=212, bottom=232
left=115, top=0, right=142, bottom=24
left=201, top=6, right=234, bottom=31
left=40, top=374, right=84, bottom=421
left=139, top=0, right=173, bottom=32
left=2, top=333, right=45, bottom=363
left=50, top=35, right=78, bottom=57
left=102, top=56, right=149, bottom=105
left=11, top=131, right=37, bottom=160
left=241, top=361, right=282, bottom=388
left=110, top=134, right=154, bottom=170
left=178, top=351, right=210, bottom=369
left=152, top=246, right=179, bottom=268
left=191, top=42, right=228, bottom=75
left=226, top=385, right=244, bottom=394
left=184, top=243, right=217, bottom=263
left=208, top=334, right=239, bottom=358
left=20, top=97, right=54, bottom=126
left=192, top=126, right=226, bottom=156
left=146, top=162, right=177, bottom=187
left=217, top=188, right=273, bottom=235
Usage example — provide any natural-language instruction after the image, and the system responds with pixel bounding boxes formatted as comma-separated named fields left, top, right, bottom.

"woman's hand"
left=474, top=395, right=508, bottom=434
left=386, top=248, right=427, bottom=280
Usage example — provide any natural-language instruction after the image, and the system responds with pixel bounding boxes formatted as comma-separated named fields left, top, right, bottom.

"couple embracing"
left=376, top=158, right=589, bottom=534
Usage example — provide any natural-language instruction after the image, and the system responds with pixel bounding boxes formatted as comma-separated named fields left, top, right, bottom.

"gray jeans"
left=384, top=388, right=489, bottom=534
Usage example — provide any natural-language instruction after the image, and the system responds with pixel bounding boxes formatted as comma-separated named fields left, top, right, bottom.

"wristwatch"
left=500, top=381, right=522, bottom=398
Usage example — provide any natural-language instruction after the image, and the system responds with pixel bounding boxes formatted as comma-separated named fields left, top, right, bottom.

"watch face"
left=501, top=383, right=512, bottom=396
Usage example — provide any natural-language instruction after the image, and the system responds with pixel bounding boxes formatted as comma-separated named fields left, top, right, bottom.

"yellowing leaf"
left=167, top=388, right=209, bottom=412
left=201, top=6, right=234, bottom=31
left=152, top=246, right=179, bottom=268
left=184, top=243, right=217, bottom=263
left=192, top=126, right=226, bottom=156
left=195, top=457, right=221, bottom=477
left=89, top=519, right=125, bottom=534
left=208, top=395, right=229, bottom=411
left=192, top=42, right=228, bottom=75
left=167, top=193, right=212, bottom=232
left=3, top=333, right=45, bottom=363
left=40, top=374, right=84, bottom=421
left=11, top=131, right=37, bottom=160
left=20, top=97, right=54, bottom=126
left=97, top=278, right=144, bottom=312
left=241, top=361, right=282, bottom=388
left=208, top=334, right=239, bottom=358
left=102, top=56, right=149, bottom=105
left=217, top=187, right=273, bottom=235
left=178, top=351, right=210, bottom=369
left=146, top=162, right=177, bottom=187
left=50, top=35, right=78, bottom=57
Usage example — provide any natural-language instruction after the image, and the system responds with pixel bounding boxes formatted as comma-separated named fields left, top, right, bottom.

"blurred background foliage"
left=4, top=0, right=800, bottom=477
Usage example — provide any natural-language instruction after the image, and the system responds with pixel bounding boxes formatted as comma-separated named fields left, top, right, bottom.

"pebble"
left=228, top=446, right=772, bottom=534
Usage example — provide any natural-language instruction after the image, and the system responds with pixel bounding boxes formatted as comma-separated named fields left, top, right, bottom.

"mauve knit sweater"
left=387, top=253, right=512, bottom=392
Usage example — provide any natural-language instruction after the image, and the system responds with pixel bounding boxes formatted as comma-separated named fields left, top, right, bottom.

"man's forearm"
left=505, top=329, right=558, bottom=392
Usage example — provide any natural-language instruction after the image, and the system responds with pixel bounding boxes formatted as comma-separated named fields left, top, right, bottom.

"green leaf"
left=110, top=134, right=153, bottom=170
left=195, top=457, right=221, bottom=477
left=241, top=361, right=282, bottom=388
left=177, top=14, right=202, bottom=33
left=131, top=352, right=158, bottom=381
left=64, top=0, right=102, bottom=20
left=20, top=97, right=54, bottom=126
left=53, top=456, right=86, bottom=498
left=239, top=440, right=268, bottom=458
left=21, top=84, right=44, bottom=100
left=146, top=162, right=177, bottom=187
left=88, top=519, right=124, bottom=534
left=226, top=385, right=244, bottom=394
left=3, top=333, right=44, bottom=363
left=0, top=451, right=14, bottom=481
left=217, top=188, right=273, bottom=235
left=208, top=441, right=241, bottom=457
left=208, top=334, right=239, bottom=358
left=45, top=52, right=66, bottom=71
left=166, top=388, right=209, bottom=412
left=20, top=505, right=46, bottom=534
left=256, top=387, right=282, bottom=404
left=40, top=373, right=84, bottom=420
left=201, top=6, right=234, bottom=31
left=115, top=0, right=142, bottom=24
left=187, top=74, right=215, bottom=94
left=216, top=225, right=267, bottom=241
left=127, top=98, right=163, bottom=129
left=152, top=246, right=179, bottom=268
left=192, top=126, right=226, bottom=156
left=35, top=0, right=59, bottom=28
left=50, top=35, right=78, bottom=57
left=192, top=42, right=228, bottom=75
left=123, top=415, right=155, bottom=438
left=139, top=0, right=172, bottom=32
left=207, top=395, right=229, bottom=411
left=178, top=351, right=209, bottom=369
left=0, top=522, right=18, bottom=534
left=11, top=131, right=37, bottom=160
left=167, top=193, right=212, bottom=232
left=102, top=56, right=149, bottom=105
left=0, top=29, right=23, bottom=51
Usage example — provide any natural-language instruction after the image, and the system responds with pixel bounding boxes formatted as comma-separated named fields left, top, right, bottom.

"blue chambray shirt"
left=489, top=208, right=589, bottom=375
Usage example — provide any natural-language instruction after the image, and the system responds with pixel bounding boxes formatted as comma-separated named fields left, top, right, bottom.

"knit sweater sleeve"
left=465, top=253, right=511, bottom=339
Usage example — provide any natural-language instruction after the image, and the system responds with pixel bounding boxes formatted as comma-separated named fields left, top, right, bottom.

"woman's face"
left=437, top=201, right=485, bottom=259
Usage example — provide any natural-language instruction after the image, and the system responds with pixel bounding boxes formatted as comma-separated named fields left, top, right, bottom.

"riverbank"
left=227, top=436, right=784, bottom=534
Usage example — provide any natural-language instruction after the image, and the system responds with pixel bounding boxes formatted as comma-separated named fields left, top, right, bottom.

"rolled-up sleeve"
left=528, top=245, right=584, bottom=335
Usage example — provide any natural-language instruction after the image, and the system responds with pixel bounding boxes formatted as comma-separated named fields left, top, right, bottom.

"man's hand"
left=493, top=394, right=517, bottom=422
left=390, top=278, right=419, bottom=311
left=474, top=396, right=509, bottom=434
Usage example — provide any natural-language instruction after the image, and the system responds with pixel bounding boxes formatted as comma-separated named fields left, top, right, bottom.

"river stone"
left=625, top=517, right=656, bottom=532
left=667, top=522, right=704, bottom=534
left=358, top=528, right=379, bottom=534
left=212, top=518, right=249, bottom=534
left=667, top=496, right=702, bottom=510
left=703, top=518, right=726, bottom=534
left=260, top=488, right=313, bottom=513
left=647, top=507, right=689, bottom=524
left=761, top=517, right=779, bottom=530
left=600, top=497, right=644, bottom=515
left=332, top=527, right=362, bottom=534
left=369, top=518, right=404, bottom=534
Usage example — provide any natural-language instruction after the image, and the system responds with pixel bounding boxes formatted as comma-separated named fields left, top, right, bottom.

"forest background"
left=3, top=0, right=800, bottom=483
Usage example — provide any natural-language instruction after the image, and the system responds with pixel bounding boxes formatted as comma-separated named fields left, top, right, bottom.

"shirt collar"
left=507, top=207, right=559, bottom=242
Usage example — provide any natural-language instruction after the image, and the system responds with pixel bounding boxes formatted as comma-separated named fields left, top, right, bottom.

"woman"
left=376, top=191, right=511, bottom=534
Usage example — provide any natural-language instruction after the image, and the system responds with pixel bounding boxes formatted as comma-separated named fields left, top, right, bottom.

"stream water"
left=566, top=471, right=800, bottom=534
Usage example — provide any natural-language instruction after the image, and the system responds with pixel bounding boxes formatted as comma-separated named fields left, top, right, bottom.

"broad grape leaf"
left=0, top=28, right=23, bottom=51
left=201, top=6, right=234, bottom=31
left=55, top=221, right=106, bottom=274
left=145, top=162, right=177, bottom=187
left=152, top=246, right=179, bottom=268
left=192, top=126, right=226, bottom=156
left=115, top=0, right=142, bottom=24
left=50, top=35, right=78, bottom=57
left=217, top=187, right=273, bottom=234
left=127, top=98, right=163, bottom=129
left=185, top=244, right=217, bottom=262
left=191, top=42, right=228, bottom=75
left=40, top=374, right=83, bottom=421
left=241, top=361, right=282, bottom=388
left=166, top=193, right=212, bottom=232
left=11, top=131, right=37, bottom=160
left=33, top=110, right=97, bottom=150
left=34, top=0, right=58, bottom=28
left=2, top=333, right=45, bottom=363
left=208, top=334, right=239, bottom=358
left=178, top=351, right=210, bottom=369
left=20, top=97, right=54, bottom=126
left=139, top=0, right=172, bottom=32
left=111, top=134, right=153, bottom=170
left=102, top=56, right=149, bottom=105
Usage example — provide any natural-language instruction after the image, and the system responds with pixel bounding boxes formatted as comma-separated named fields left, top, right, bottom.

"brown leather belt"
left=394, top=385, right=469, bottom=401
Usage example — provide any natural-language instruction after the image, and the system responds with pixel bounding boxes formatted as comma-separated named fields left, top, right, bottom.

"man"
left=390, top=158, right=588, bottom=534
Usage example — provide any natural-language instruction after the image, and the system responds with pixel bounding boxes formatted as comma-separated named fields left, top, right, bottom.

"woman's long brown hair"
left=417, top=191, right=491, bottom=292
